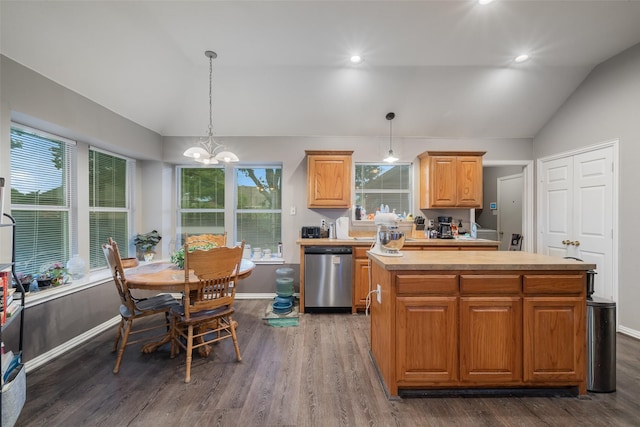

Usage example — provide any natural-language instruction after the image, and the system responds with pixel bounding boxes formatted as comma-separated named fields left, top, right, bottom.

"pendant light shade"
left=183, top=50, right=239, bottom=164
left=383, top=112, right=398, bottom=163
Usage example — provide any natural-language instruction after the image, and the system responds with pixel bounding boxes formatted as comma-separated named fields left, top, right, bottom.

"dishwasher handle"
left=304, top=246, right=352, bottom=255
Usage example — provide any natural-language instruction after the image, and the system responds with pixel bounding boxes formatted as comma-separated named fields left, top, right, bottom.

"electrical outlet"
left=377, top=284, right=382, bottom=303
left=320, top=218, right=327, bottom=229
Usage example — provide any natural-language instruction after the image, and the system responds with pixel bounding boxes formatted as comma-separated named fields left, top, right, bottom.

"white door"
left=497, top=173, right=523, bottom=251
left=540, top=146, right=614, bottom=300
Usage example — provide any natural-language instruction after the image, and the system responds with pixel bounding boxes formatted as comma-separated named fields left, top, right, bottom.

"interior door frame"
left=536, top=139, right=619, bottom=305
left=474, top=160, right=534, bottom=252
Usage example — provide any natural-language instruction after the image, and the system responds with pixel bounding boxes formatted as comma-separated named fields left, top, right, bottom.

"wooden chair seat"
left=170, top=241, right=244, bottom=383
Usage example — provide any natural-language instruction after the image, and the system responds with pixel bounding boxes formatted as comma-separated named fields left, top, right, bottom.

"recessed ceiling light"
left=350, top=55, right=362, bottom=64
left=514, top=54, right=530, bottom=63
left=478, top=0, right=494, bottom=5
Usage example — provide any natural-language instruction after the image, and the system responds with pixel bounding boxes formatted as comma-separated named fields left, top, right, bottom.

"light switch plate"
left=377, top=284, right=382, bottom=303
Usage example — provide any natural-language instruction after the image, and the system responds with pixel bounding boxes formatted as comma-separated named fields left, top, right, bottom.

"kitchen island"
left=367, top=250, right=596, bottom=398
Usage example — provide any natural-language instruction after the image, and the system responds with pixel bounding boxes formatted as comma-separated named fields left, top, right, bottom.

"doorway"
left=475, top=161, right=533, bottom=252
left=497, top=173, right=524, bottom=251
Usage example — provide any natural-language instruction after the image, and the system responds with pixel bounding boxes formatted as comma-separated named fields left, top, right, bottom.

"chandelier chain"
left=208, top=53, right=213, bottom=136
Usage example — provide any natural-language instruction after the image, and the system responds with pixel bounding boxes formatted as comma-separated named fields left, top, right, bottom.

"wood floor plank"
left=14, top=300, right=640, bottom=427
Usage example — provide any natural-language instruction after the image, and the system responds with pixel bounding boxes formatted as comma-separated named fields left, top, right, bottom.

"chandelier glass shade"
left=183, top=50, right=239, bottom=164
left=383, top=112, right=398, bottom=163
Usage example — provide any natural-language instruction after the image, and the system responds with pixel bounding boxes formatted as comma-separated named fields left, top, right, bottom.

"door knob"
left=574, top=241, right=580, bottom=246
left=562, top=240, right=571, bottom=245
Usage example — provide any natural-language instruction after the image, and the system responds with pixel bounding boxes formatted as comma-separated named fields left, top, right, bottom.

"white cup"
left=252, top=247, right=262, bottom=260
left=263, top=249, right=272, bottom=260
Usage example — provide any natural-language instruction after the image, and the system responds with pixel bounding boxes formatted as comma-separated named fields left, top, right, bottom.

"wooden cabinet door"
left=460, top=297, right=522, bottom=383
left=306, top=151, right=352, bottom=208
left=427, top=156, right=457, bottom=208
left=396, top=296, right=458, bottom=383
left=456, top=156, right=483, bottom=207
left=523, top=297, right=586, bottom=383
left=419, top=151, right=484, bottom=209
left=353, top=257, right=370, bottom=312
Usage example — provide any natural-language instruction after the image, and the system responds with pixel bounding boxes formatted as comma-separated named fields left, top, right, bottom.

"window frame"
left=9, top=122, right=76, bottom=278
left=354, top=162, right=413, bottom=218
left=233, top=164, right=283, bottom=255
left=88, top=146, right=134, bottom=269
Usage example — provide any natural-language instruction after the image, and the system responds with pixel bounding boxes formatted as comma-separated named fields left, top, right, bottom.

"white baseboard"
left=618, top=325, right=640, bottom=340
left=25, top=316, right=121, bottom=374
left=236, top=292, right=299, bottom=299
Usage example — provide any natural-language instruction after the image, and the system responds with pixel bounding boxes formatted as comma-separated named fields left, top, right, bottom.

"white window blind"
left=10, top=124, right=75, bottom=276
left=235, top=166, right=282, bottom=253
left=355, top=163, right=412, bottom=217
left=89, top=148, right=131, bottom=268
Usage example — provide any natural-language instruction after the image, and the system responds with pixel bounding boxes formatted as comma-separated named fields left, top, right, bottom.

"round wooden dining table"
left=123, top=258, right=255, bottom=354
left=125, top=258, right=256, bottom=291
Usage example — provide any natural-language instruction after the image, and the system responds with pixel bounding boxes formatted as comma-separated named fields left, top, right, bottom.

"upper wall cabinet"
left=419, top=151, right=486, bottom=209
left=306, top=150, right=353, bottom=208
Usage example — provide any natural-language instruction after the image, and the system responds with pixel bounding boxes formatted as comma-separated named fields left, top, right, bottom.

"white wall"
left=534, top=42, right=640, bottom=335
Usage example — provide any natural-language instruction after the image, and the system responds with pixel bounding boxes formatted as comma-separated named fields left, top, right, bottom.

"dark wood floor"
left=16, top=300, right=640, bottom=426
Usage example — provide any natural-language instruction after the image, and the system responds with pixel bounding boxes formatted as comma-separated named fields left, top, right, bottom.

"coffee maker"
left=437, top=216, right=454, bottom=239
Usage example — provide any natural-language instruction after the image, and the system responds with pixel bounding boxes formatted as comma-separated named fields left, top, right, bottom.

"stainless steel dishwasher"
left=304, top=246, right=352, bottom=311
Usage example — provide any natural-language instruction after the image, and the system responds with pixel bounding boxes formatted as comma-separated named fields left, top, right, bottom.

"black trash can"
left=587, top=296, right=616, bottom=392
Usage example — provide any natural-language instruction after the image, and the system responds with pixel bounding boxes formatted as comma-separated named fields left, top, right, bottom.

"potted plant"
left=36, top=262, right=68, bottom=288
left=170, top=242, right=217, bottom=269
left=133, top=230, right=162, bottom=261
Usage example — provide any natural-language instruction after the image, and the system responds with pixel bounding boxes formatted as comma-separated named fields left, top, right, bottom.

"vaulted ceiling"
left=3, top=1, right=640, bottom=139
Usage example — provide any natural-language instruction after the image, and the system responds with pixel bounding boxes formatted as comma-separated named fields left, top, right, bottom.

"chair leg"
left=170, top=316, right=179, bottom=359
left=229, top=316, right=242, bottom=362
left=113, top=318, right=133, bottom=374
left=112, top=317, right=125, bottom=352
left=185, top=325, right=194, bottom=383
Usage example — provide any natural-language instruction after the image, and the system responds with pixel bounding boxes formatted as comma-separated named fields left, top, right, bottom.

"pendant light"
left=383, top=112, right=398, bottom=163
left=183, top=50, right=239, bottom=164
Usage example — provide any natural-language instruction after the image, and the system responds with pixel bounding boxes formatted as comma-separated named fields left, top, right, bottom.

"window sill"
left=249, top=257, right=285, bottom=265
left=23, top=269, right=113, bottom=309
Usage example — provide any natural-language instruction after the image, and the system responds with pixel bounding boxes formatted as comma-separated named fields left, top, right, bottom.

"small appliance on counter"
left=301, top=226, right=322, bottom=238
left=370, top=212, right=405, bottom=256
left=437, top=216, right=454, bottom=239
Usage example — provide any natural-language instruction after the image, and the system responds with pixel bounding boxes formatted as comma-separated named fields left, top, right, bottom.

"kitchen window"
left=354, top=163, right=412, bottom=218
left=235, top=166, right=282, bottom=254
left=89, top=148, right=133, bottom=269
left=177, top=166, right=226, bottom=242
left=9, top=124, right=75, bottom=276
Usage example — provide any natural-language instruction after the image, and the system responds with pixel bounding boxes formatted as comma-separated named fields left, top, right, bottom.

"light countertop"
left=368, top=250, right=596, bottom=271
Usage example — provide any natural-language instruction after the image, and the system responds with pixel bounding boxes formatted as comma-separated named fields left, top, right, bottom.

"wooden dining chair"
left=102, top=238, right=179, bottom=374
left=170, top=241, right=244, bottom=383
left=508, top=233, right=523, bottom=251
left=185, top=232, right=227, bottom=247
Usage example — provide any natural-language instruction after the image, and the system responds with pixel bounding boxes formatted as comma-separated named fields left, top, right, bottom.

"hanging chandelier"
left=383, top=112, right=398, bottom=163
left=183, top=50, right=239, bottom=164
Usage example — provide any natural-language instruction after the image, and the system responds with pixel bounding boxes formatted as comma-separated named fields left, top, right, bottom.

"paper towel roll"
left=336, top=217, right=352, bottom=239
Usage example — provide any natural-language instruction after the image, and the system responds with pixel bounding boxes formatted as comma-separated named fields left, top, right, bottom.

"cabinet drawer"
left=396, top=274, right=458, bottom=295
left=354, top=246, right=370, bottom=258
left=460, top=275, right=521, bottom=295
left=523, top=274, right=585, bottom=295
